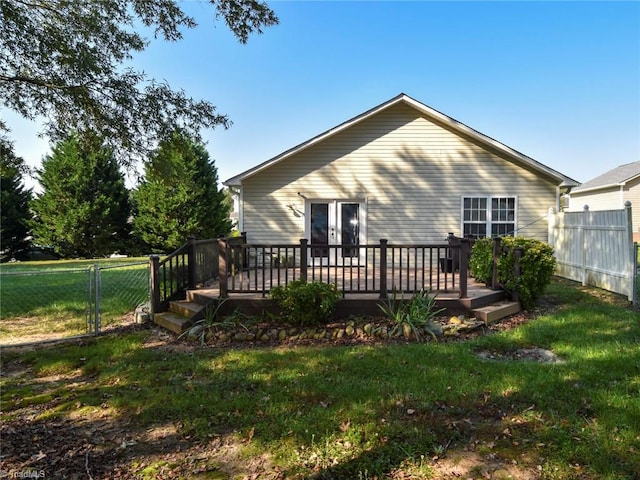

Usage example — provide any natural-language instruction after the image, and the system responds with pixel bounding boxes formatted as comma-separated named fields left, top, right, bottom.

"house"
left=568, top=161, right=640, bottom=241
left=224, top=93, right=578, bottom=257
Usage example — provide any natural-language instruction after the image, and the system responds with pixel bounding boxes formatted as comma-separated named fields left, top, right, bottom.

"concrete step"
left=473, top=301, right=520, bottom=324
left=153, top=311, right=193, bottom=334
left=169, top=300, right=204, bottom=319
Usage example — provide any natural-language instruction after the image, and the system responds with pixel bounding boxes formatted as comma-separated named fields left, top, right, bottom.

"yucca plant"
left=379, top=288, right=445, bottom=341
left=180, top=298, right=250, bottom=345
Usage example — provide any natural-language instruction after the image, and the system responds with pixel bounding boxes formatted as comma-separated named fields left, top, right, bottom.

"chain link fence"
left=0, top=261, right=150, bottom=346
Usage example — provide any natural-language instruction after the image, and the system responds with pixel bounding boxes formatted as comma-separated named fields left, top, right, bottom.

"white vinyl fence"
left=548, top=202, right=636, bottom=303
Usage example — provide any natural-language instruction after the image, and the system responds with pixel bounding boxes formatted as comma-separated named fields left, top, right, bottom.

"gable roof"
left=224, top=93, right=578, bottom=187
left=571, top=161, right=640, bottom=194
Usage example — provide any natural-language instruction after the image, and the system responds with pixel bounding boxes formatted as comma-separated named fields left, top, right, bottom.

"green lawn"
left=0, top=258, right=150, bottom=343
left=1, top=278, right=639, bottom=479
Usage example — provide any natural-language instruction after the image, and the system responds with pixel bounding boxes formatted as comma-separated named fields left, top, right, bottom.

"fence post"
left=512, top=247, right=524, bottom=304
left=187, top=236, right=197, bottom=290
left=149, top=255, right=161, bottom=315
left=299, top=239, right=308, bottom=282
left=218, top=238, right=228, bottom=298
left=623, top=201, right=635, bottom=302
left=379, top=239, right=388, bottom=299
left=459, top=239, right=469, bottom=298
left=93, top=264, right=100, bottom=335
left=491, top=237, right=501, bottom=290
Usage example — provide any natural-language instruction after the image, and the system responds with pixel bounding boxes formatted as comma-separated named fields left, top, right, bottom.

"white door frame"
left=305, top=199, right=366, bottom=265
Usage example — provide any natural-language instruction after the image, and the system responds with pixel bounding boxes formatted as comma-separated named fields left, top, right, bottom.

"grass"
left=0, top=258, right=150, bottom=342
left=1, top=278, right=639, bottom=479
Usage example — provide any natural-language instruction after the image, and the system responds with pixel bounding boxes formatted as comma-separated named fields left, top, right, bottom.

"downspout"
left=228, top=185, right=243, bottom=233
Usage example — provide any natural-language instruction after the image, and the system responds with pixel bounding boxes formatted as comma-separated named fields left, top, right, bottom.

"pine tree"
left=0, top=138, right=32, bottom=259
left=133, top=131, right=232, bottom=252
left=30, top=134, right=132, bottom=258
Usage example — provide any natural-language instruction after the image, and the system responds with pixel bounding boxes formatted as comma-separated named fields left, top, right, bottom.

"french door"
left=308, top=200, right=363, bottom=265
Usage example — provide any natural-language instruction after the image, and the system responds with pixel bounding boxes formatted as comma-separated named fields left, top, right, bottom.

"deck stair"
left=472, top=301, right=521, bottom=324
left=153, top=290, right=215, bottom=334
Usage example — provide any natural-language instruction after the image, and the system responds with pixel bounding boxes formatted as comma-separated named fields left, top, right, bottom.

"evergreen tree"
left=133, top=131, right=231, bottom=252
left=30, top=134, right=132, bottom=258
left=0, top=138, right=32, bottom=258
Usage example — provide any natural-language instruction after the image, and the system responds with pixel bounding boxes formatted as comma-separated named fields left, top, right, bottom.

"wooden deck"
left=193, top=266, right=505, bottom=317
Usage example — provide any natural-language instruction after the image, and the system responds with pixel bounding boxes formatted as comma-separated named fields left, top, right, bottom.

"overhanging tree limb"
left=0, top=0, right=278, bottom=167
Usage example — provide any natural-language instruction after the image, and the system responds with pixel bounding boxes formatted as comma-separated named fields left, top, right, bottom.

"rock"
left=278, top=329, right=288, bottom=341
left=426, top=322, right=443, bottom=338
left=233, top=332, right=254, bottom=341
left=187, top=324, right=205, bottom=341
left=345, top=325, right=355, bottom=336
left=336, top=329, right=345, bottom=339
left=449, top=316, right=462, bottom=324
left=363, top=323, right=373, bottom=336
left=268, top=329, right=279, bottom=339
left=402, top=323, right=412, bottom=339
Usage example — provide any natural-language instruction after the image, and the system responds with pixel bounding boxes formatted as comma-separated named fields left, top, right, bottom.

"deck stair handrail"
left=150, top=237, right=221, bottom=314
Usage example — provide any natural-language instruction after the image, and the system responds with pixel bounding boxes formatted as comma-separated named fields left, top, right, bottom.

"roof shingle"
left=572, top=161, right=640, bottom=193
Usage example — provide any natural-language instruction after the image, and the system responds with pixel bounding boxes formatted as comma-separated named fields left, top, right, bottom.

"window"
left=463, top=196, right=516, bottom=238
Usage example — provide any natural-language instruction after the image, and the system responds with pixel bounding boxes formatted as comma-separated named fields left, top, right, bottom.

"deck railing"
left=150, top=235, right=474, bottom=313
left=219, top=238, right=470, bottom=299
left=149, top=237, right=220, bottom=313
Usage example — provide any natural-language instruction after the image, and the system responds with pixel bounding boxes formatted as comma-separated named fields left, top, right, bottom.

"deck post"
left=299, top=239, right=308, bottom=282
left=187, top=236, right=197, bottom=290
left=240, top=232, right=248, bottom=268
left=218, top=238, right=229, bottom=298
left=512, top=246, right=524, bottom=303
left=459, top=239, right=469, bottom=298
left=379, top=239, right=388, bottom=299
left=492, top=237, right=501, bottom=290
left=149, top=255, right=161, bottom=315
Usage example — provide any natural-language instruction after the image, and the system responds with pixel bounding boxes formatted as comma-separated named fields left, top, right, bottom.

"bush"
left=270, top=280, right=342, bottom=327
left=378, top=289, right=445, bottom=341
left=470, top=237, right=556, bottom=310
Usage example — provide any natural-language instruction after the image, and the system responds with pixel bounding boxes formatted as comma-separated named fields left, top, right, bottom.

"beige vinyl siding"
left=241, top=103, right=557, bottom=244
left=569, top=188, right=622, bottom=212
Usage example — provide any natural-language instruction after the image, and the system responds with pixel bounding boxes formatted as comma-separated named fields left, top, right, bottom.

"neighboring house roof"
left=224, top=93, right=579, bottom=187
left=571, top=161, right=640, bottom=194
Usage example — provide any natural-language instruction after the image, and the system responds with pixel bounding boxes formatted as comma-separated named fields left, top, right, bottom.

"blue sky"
left=6, top=0, right=640, bottom=190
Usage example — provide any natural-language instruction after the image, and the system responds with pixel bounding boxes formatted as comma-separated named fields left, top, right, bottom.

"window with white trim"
left=462, top=196, right=516, bottom=238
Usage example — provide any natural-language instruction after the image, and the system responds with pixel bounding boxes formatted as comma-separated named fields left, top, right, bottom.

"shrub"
left=270, top=280, right=342, bottom=327
left=470, top=237, right=556, bottom=310
left=378, top=289, right=445, bottom=341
